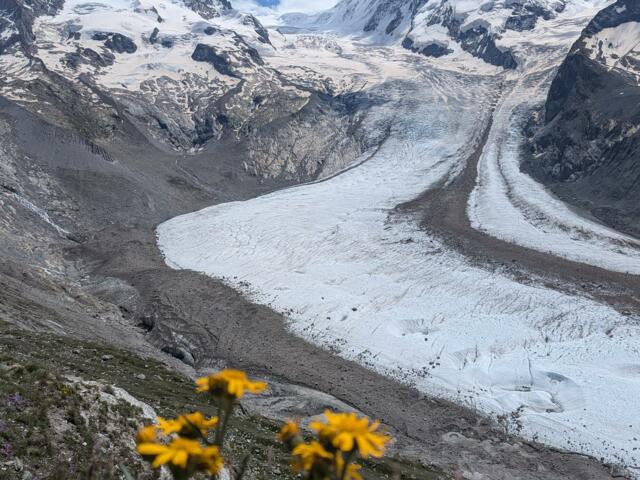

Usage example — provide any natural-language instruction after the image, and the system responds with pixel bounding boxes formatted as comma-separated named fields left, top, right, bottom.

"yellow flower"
left=200, top=445, right=224, bottom=475
left=277, top=419, right=300, bottom=442
left=137, top=437, right=224, bottom=474
left=137, top=437, right=204, bottom=470
left=336, top=453, right=363, bottom=480
left=196, top=369, right=267, bottom=399
left=291, top=441, right=333, bottom=472
left=156, top=417, right=182, bottom=435
left=310, top=411, right=391, bottom=458
left=136, top=425, right=158, bottom=444
left=157, top=412, right=218, bottom=437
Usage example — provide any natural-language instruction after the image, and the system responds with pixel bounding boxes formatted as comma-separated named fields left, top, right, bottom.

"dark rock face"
left=149, top=6, right=164, bottom=22
left=363, top=0, right=405, bottom=34
left=92, top=32, right=138, bottom=54
left=545, top=0, right=640, bottom=122
left=457, top=25, right=518, bottom=69
left=505, top=13, right=538, bottom=31
left=63, top=48, right=116, bottom=69
left=526, top=0, right=640, bottom=235
left=184, top=0, right=232, bottom=19
left=385, top=9, right=403, bottom=34
left=149, top=27, right=160, bottom=44
left=191, top=43, right=237, bottom=77
left=0, top=0, right=64, bottom=54
left=106, top=34, right=137, bottom=53
left=402, top=37, right=452, bottom=58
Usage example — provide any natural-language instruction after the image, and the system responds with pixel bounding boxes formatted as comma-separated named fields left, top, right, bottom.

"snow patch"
left=583, top=21, right=640, bottom=70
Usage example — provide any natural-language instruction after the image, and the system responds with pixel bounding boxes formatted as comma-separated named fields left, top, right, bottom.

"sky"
left=233, top=0, right=340, bottom=21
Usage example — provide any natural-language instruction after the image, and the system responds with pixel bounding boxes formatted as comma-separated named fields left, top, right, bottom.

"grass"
left=0, top=321, right=447, bottom=479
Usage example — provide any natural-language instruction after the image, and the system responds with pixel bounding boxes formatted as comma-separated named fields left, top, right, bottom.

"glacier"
left=158, top=0, right=640, bottom=475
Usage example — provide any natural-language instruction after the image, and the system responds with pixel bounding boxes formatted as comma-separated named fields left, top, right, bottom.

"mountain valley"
left=0, top=0, right=639, bottom=479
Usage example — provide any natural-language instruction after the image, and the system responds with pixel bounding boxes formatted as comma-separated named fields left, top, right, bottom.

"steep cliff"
left=526, top=0, right=640, bottom=235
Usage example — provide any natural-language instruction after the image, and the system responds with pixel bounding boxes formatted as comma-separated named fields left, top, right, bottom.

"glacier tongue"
left=157, top=6, right=640, bottom=473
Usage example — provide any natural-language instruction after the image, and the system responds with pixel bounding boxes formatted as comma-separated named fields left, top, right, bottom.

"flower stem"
left=215, top=397, right=234, bottom=448
left=214, top=398, right=225, bottom=446
left=339, top=450, right=356, bottom=480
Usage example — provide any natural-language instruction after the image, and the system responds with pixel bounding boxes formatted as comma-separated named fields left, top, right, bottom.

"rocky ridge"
left=0, top=0, right=369, bottom=179
left=526, top=0, right=640, bottom=235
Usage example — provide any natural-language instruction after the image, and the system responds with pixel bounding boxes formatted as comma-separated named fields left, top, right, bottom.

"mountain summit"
left=283, top=0, right=568, bottom=68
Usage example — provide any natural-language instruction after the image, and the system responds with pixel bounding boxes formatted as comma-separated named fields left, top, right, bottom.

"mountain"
left=0, top=0, right=373, bottom=394
left=0, top=0, right=65, bottom=54
left=0, top=0, right=375, bottom=372
left=1, top=1, right=640, bottom=478
left=282, top=0, right=568, bottom=68
left=0, top=0, right=365, bottom=177
left=525, top=0, right=640, bottom=235
left=0, top=0, right=231, bottom=54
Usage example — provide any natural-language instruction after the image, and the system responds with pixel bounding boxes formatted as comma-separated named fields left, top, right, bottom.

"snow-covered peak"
left=577, top=0, right=640, bottom=76
left=280, top=0, right=572, bottom=68
left=26, top=0, right=272, bottom=89
left=184, top=0, right=233, bottom=19
left=0, top=0, right=303, bottom=150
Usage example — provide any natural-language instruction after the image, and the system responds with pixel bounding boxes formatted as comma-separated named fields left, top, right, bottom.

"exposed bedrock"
left=525, top=0, right=640, bottom=236
left=0, top=0, right=64, bottom=54
left=319, top=0, right=566, bottom=68
left=402, top=37, right=452, bottom=58
left=114, top=79, right=371, bottom=179
left=184, top=0, right=232, bottom=19
left=92, top=32, right=138, bottom=54
left=457, top=24, right=518, bottom=69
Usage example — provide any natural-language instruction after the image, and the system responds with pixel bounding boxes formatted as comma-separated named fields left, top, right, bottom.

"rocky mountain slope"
left=525, top=0, right=640, bottom=235
left=0, top=0, right=367, bottom=177
left=283, top=0, right=568, bottom=68
left=0, top=0, right=376, bottom=424
left=0, top=320, right=444, bottom=479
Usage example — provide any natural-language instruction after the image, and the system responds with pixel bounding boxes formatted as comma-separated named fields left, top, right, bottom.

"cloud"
left=232, top=0, right=339, bottom=21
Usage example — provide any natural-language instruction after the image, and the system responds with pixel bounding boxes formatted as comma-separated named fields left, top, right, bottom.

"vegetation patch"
left=0, top=321, right=446, bottom=479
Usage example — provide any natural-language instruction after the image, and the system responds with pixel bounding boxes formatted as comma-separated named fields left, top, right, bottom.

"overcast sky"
left=233, top=0, right=340, bottom=21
